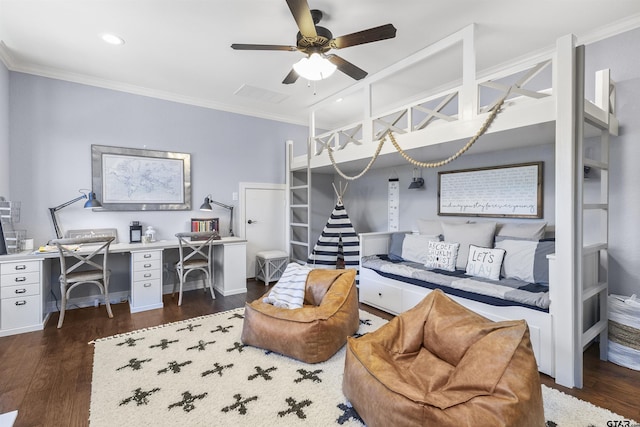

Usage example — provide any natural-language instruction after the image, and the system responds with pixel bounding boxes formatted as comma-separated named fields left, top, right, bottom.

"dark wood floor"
left=1, top=280, right=638, bottom=426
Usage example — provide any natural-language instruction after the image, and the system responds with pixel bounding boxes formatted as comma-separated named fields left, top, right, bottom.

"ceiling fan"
left=230, top=0, right=397, bottom=84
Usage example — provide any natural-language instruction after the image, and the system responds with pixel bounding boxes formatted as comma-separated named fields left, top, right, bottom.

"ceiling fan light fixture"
left=101, top=33, right=125, bottom=46
left=293, top=53, right=337, bottom=81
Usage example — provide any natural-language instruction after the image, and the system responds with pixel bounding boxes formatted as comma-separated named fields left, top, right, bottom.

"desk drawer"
left=131, top=279, right=162, bottom=309
left=1, top=294, right=40, bottom=330
left=133, top=268, right=162, bottom=282
left=132, top=251, right=161, bottom=262
left=1, top=271, right=40, bottom=287
left=1, top=261, right=40, bottom=276
left=134, top=259, right=161, bottom=272
left=1, top=283, right=40, bottom=299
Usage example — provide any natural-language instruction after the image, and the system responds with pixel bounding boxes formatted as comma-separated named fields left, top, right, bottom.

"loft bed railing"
left=313, top=57, right=554, bottom=157
left=300, top=25, right=617, bottom=173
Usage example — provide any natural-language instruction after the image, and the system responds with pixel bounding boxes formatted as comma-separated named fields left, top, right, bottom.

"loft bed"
left=288, top=25, right=618, bottom=389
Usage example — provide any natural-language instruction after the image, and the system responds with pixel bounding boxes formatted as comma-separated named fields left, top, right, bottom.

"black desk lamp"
left=49, top=190, right=102, bottom=239
left=200, top=195, right=234, bottom=236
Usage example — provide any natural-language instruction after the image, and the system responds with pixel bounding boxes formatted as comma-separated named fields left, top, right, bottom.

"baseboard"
left=45, top=280, right=206, bottom=314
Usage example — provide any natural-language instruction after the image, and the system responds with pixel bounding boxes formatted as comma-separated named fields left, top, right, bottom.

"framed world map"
left=91, top=144, right=191, bottom=211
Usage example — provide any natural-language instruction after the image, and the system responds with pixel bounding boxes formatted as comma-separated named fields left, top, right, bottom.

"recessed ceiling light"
left=101, top=33, right=125, bottom=45
left=336, top=98, right=343, bottom=103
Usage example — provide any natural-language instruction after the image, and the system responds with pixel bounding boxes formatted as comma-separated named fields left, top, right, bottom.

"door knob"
left=247, top=219, right=258, bottom=224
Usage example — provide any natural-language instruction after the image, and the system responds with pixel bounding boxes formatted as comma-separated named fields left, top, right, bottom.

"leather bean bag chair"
left=241, top=269, right=359, bottom=363
left=343, top=289, right=545, bottom=427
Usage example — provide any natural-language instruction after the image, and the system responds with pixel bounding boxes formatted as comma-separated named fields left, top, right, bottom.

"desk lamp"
left=200, top=195, right=234, bottom=236
left=49, top=190, right=102, bottom=239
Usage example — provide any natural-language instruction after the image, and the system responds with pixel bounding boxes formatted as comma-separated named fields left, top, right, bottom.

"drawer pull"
left=144, top=254, right=152, bottom=258
left=15, top=300, right=27, bottom=306
left=14, top=264, right=27, bottom=270
left=15, top=277, right=27, bottom=282
left=144, top=263, right=152, bottom=268
left=143, top=283, right=152, bottom=288
left=144, top=273, right=152, bottom=278
left=15, top=288, right=27, bottom=294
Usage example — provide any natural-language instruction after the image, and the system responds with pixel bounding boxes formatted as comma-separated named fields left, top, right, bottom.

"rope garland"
left=327, top=136, right=386, bottom=181
left=325, top=90, right=510, bottom=178
left=387, top=94, right=508, bottom=168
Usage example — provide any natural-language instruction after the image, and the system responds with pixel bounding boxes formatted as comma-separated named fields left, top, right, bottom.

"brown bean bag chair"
left=343, top=289, right=545, bottom=427
left=241, top=268, right=359, bottom=363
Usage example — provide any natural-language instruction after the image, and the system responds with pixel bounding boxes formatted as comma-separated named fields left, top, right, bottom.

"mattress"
left=361, top=255, right=550, bottom=312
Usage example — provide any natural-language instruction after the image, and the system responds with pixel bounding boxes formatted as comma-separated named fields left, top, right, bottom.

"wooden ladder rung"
left=583, top=281, right=608, bottom=301
left=583, top=319, right=608, bottom=348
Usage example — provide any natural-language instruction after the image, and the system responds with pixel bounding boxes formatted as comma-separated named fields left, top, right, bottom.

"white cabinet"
left=213, top=241, right=247, bottom=296
left=0, top=259, right=46, bottom=336
left=129, top=249, right=163, bottom=313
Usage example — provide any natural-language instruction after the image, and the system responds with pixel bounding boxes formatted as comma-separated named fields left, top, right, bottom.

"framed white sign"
left=438, top=162, right=543, bottom=218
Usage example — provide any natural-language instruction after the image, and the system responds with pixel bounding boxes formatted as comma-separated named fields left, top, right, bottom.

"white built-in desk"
left=0, top=237, right=247, bottom=337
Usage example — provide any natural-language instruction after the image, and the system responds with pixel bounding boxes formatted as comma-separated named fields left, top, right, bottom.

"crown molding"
left=0, top=41, right=307, bottom=127
left=4, top=13, right=640, bottom=128
left=0, top=41, right=17, bottom=70
left=578, top=13, right=640, bottom=46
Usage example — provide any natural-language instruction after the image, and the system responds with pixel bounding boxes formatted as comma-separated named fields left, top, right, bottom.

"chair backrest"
left=51, top=236, right=115, bottom=278
left=175, top=231, right=219, bottom=265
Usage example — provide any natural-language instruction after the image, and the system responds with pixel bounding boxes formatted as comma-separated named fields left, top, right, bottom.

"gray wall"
left=6, top=73, right=307, bottom=297
left=586, top=28, right=640, bottom=298
left=8, top=73, right=308, bottom=246
left=333, top=143, right=554, bottom=234
left=0, top=61, right=8, bottom=197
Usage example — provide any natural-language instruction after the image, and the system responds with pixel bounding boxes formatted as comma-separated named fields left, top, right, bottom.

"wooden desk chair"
left=174, top=231, right=219, bottom=306
left=51, top=236, right=115, bottom=328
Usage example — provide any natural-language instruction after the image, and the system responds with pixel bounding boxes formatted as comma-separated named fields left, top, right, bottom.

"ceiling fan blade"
left=326, top=54, right=368, bottom=80
left=331, top=24, right=397, bottom=49
left=231, top=43, right=298, bottom=51
left=282, top=69, right=299, bottom=84
left=286, top=0, right=317, bottom=38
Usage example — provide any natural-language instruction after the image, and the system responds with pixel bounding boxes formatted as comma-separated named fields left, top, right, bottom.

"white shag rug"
left=90, top=308, right=636, bottom=426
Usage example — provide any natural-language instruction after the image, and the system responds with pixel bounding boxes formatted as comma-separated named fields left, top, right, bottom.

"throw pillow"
left=465, top=244, right=506, bottom=280
left=401, top=234, right=436, bottom=264
left=416, top=219, right=467, bottom=237
left=263, top=263, right=311, bottom=309
left=495, top=239, right=555, bottom=284
left=441, top=221, right=497, bottom=270
left=388, top=232, right=407, bottom=261
left=496, top=222, right=547, bottom=241
left=416, top=219, right=443, bottom=236
left=425, top=241, right=460, bottom=272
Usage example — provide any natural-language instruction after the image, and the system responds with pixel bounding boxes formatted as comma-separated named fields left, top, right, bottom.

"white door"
left=240, top=183, right=286, bottom=278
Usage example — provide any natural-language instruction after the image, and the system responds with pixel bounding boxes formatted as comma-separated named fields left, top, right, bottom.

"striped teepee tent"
left=307, top=184, right=359, bottom=282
